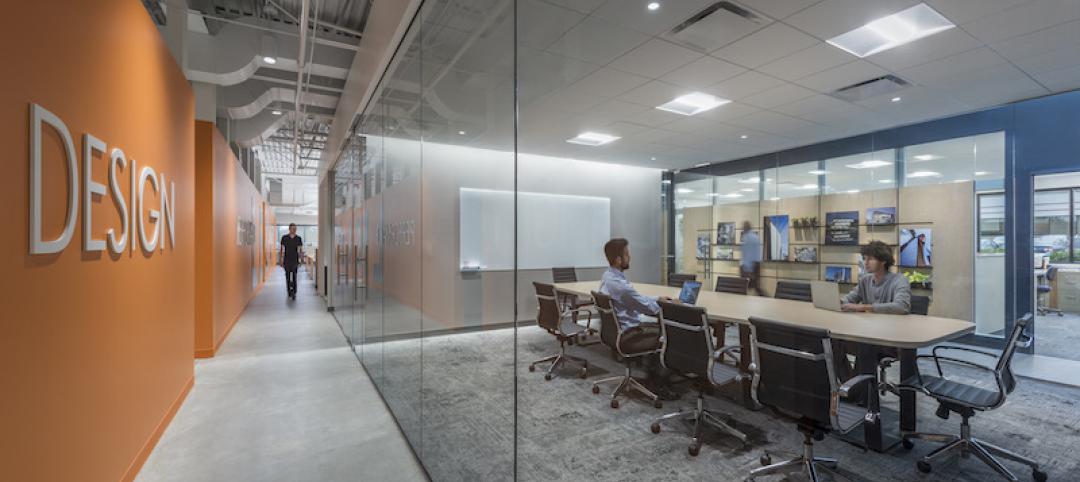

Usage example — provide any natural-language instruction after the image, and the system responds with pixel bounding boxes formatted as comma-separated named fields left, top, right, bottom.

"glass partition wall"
left=325, top=1, right=1025, bottom=479
left=673, top=132, right=1007, bottom=339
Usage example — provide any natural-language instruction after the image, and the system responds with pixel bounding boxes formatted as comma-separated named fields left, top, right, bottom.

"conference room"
left=327, top=0, right=1080, bottom=480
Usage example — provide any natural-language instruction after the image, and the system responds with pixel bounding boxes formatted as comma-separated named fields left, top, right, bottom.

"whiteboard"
left=459, top=188, right=611, bottom=271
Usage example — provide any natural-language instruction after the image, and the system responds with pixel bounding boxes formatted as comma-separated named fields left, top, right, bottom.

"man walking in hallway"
left=280, top=224, right=304, bottom=299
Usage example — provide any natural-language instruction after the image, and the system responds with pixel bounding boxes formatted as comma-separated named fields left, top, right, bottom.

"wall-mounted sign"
left=29, top=103, right=177, bottom=256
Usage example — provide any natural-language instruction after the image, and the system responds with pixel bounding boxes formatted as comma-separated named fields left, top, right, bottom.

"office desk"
left=554, top=281, right=974, bottom=451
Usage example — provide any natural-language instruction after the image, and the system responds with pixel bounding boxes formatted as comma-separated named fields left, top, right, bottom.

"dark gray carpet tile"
left=366, top=325, right=1080, bottom=481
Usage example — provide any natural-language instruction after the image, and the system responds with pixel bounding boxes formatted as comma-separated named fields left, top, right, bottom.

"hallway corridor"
left=137, top=269, right=427, bottom=482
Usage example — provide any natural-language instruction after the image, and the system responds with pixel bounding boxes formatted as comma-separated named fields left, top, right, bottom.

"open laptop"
left=810, top=280, right=843, bottom=312
left=678, top=280, right=703, bottom=305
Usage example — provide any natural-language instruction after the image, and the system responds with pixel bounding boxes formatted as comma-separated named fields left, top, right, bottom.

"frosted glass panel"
left=460, top=188, right=610, bottom=270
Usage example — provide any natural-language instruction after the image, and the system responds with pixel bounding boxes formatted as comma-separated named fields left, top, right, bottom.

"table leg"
left=899, top=348, right=917, bottom=434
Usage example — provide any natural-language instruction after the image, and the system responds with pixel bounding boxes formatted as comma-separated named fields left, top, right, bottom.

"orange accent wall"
left=194, top=121, right=270, bottom=358
left=0, top=2, right=195, bottom=481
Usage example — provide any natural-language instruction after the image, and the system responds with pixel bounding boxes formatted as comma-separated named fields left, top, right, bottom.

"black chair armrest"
left=932, top=344, right=999, bottom=360
left=918, top=353, right=996, bottom=378
left=713, top=345, right=741, bottom=363
left=838, top=374, right=877, bottom=398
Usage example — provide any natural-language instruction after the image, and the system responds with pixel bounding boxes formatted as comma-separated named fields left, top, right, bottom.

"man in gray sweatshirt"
left=840, top=241, right=911, bottom=314
left=836, top=241, right=911, bottom=401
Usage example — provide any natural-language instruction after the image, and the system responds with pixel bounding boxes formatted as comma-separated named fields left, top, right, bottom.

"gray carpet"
left=373, top=325, right=1080, bottom=482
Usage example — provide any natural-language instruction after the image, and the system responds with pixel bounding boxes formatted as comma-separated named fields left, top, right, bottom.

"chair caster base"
left=902, top=438, right=914, bottom=450
left=654, top=400, right=663, bottom=409
left=1034, top=469, right=1048, bottom=482
left=760, top=454, right=771, bottom=466
left=650, top=423, right=661, bottom=434
left=917, top=460, right=932, bottom=473
left=591, top=385, right=600, bottom=394
left=544, top=374, right=552, bottom=381
left=610, top=399, right=619, bottom=409
left=688, top=441, right=701, bottom=457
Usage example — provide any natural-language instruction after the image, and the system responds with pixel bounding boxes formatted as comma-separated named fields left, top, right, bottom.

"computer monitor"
left=679, top=280, right=702, bottom=305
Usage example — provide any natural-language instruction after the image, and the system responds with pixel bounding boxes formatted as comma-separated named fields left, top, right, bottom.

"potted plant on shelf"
left=902, top=270, right=932, bottom=289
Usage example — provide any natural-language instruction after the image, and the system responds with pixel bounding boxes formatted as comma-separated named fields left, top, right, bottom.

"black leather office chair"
left=588, top=291, right=663, bottom=409
left=1037, top=266, right=1063, bottom=316
left=774, top=281, right=812, bottom=302
left=714, top=275, right=749, bottom=295
left=667, top=273, right=696, bottom=288
left=890, top=314, right=1047, bottom=481
left=747, top=316, right=879, bottom=482
left=528, top=282, right=589, bottom=380
left=911, top=294, right=931, bottom=315
left=649, top=301, right=746, bottom=456
left=551, top=267, right=596, bottom=335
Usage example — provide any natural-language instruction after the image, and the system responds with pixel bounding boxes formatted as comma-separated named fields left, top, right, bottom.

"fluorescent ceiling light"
left=263, top=56, right=278, bottom=64
left=827, top=3, right=955, bottom=58
left=458, top=130, right=466, bottom=135
left=706, top=193, right=720, bottom=197
left=974, top=171, right=990, bottom=176
left=566, top=132, right=620, bottom=146
left=906, top=170, right=942, bottom=178
left=912, top=154, right=940, bottom=161
left=695, top=162, right=709, bottom=167
left=661, top=179, right=672, bottom=184
left=271, top=110, right=283, bottom=115
left=647, top=2, right=660, bottom=10
left=741, top=176, right=771, bottom=184
left=808, top=170, right=828, bottom=175
left=891, top=97, right=902, bottom=102
left=768, top=197, right=780, bottom=201
left=676, top=188, right=694, bottom=194
left=846, top=189, right=861, bottom=194
left=740, top=134, right=749, bottom=139
left=799, top=183, right=819, bottom=189
left=878, top=179, right=894, bottom=184
left=656, top=92, right=730, bottom=116
left=722, top=193, right=744, bottom=198
left=740, top=188, right=755, bottom=192
left=846, top=159, right=892, bottom=169
left=952, top=179, right=968, bottom=183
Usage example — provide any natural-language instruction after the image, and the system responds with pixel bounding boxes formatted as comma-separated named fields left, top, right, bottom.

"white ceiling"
left=511, top=0, right=1080, bottom=170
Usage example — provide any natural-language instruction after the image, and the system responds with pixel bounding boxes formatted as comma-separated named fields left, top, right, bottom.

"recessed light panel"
left=566, top=132, right=621, bottom=146
left=827, top=3, right=955, bottom=58
left=846, top=159, right=892, bottom=169
left=906, top=170, right=942, bottom=178
left=656, top=92, right=730, bottom=116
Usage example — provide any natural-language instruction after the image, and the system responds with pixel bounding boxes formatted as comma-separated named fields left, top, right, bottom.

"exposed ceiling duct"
left=149, top=0, right=371, bottom=177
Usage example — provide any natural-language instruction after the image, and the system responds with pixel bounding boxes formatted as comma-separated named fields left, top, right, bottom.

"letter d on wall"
left=29, top=103, right=79, bottom=254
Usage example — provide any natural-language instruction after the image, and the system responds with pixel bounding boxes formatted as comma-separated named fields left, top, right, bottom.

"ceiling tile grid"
left=516, top=0, right=1080, bottom=169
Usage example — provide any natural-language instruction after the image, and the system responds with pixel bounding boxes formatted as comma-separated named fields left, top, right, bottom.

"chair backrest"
left=591, top=290, right=620, bottom=352
left=774, top=281, right=812, bottom=302
left=552, top=267, right=578, bottom=283
left=657, top=301, right=714, bottom=377
left=533, top=282, right=561, bottom=332
left=910, top=294, right=930, bottom=315
left=1047, top=265, right=1058, bottom=281
left=714, top=275, right=749, bottom=295
left=749, top=316, right=837, bottom=428
left=668, top=273, right=697, bottom=288
left=996, top=313, right=1034, bottom=396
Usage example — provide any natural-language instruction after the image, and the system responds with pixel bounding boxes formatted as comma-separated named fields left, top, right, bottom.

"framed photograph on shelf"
left=764, top=215, right=789, bottom=261
left=899, top=228, right=933, bottom=267
left=716, top=222, right=736, bottom=245
left=792, top=245, right=817, bottom=263
left=825, top=211, right=859, bottom=245
left=716, top=247, right=735, bottom=260
left=866, top=207, right=897, bottom=225
left=696, top=233, right=710, bottom=259
left=824, top=265, right=852, bottom=283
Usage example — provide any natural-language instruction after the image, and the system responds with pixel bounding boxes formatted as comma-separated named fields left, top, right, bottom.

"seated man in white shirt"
left=599, top=238, right=679, bottom=400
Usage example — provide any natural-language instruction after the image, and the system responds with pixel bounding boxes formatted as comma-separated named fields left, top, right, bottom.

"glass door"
left=1031, top=173, right=1080, bottom=361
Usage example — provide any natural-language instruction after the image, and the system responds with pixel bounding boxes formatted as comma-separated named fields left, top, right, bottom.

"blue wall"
left=680, top=89, right=1080, bottom=346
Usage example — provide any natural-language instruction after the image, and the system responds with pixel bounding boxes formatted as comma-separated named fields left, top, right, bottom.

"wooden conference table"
left=555, top=281, right=975, bottom=452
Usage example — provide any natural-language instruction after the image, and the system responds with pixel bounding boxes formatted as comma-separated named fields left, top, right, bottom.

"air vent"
left=830, top=75, right=911, bottom=102
left=666, top=1, right=772, bottom=53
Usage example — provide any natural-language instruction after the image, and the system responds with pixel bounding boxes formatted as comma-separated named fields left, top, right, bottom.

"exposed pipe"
left=298, top=0, right=322, bottom=172
left=187, top=9, right=360, bottom=52
left=294, top=0, right=310, bottom=174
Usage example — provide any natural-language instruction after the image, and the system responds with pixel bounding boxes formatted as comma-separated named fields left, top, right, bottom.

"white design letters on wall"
left=28, top=103, right=177, bottom=256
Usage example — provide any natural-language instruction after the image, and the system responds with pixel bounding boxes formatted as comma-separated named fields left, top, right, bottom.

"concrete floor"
left=137, top=270, right=427, bottom=482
